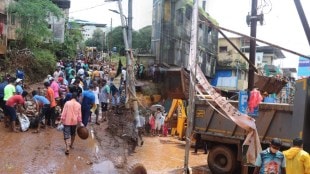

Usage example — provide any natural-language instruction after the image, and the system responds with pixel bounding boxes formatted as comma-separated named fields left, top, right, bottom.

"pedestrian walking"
left=99, top=79, right=110, bottom=122
left=60, top=92, right=83, bottom=155
left=192, top=133, right=208, bottom=154
left=283, top=138, right=310, bottom=174
left=148, top=113, right=155, bottom=136
left=90, top=81, right=100, bottom=125
left=135, top=113, right=145, bottom=146
left=80, top=84, right=95, bottom=127
left=154, top=108, right=163, bottom=136
left=254, top=138, right=286, bottom=174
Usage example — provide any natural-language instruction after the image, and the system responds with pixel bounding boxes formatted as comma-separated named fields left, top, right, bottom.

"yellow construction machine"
left=165, top=99, right=187, bottom=140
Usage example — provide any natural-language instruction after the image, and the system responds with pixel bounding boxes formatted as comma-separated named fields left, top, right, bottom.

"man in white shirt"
left=121, top=67, right=126, bottom=85
left=154, top=108, right=163, bottom=136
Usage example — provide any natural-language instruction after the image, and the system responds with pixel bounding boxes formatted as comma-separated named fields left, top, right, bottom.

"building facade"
left=213, top=37, right=285, bottom=91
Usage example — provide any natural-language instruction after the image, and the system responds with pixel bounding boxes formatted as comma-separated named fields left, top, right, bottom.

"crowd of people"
left=0, top=58, right=130, bottom=154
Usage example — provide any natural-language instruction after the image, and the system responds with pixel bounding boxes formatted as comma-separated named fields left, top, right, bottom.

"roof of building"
left=242, top=46, right=286, bottom=59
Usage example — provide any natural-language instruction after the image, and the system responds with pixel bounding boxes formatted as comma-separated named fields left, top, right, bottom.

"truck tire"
left=208, top=145, right=236, bottom=174
left=127, top=163, right=147, bottom=174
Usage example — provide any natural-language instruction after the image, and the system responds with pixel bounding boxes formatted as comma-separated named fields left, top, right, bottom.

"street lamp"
left=109, top=9, right=128, bottom=26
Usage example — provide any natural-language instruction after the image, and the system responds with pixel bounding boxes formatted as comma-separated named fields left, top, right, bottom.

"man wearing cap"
left=283, top=138, right=310, bottom=174
left=15, top=78, right=23, bottom=95
left=254, top=138, right=286, bottom=174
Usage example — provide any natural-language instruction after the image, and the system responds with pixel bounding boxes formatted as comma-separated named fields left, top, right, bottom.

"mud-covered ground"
left=0, top=81, right=211, bottom=173
left=0, top=114, right=210, bottom=174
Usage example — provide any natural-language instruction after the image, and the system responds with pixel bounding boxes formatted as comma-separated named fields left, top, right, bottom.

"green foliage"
left=107, top=26, right=125, bottom=52
left=8, top=0, right=63, bottom=49
left=107, top=25, right=152, bottom=53
left=133, top=25, right=152, bottom=51
left=85, top=28, right=105, bottom=51
left=30, top=49, right=57, bottom=80
left=63, top=21, right=83, bottom=58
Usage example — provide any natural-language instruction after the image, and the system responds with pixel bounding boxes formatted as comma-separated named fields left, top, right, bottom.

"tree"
left=106, top=25, right=151, bottom=54
left=107, top=26, right=124, bottom=53
left=8, top=0, right=62, bottom=49
left=133, top=25, right=152, bottom=51
left=62, top=21, right=83, bottom=58
left=84, top=28, right=105, bottom=51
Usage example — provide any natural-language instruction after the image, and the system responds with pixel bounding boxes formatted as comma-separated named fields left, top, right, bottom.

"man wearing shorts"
left=5, top=91, right=28, bottom=132
left=99, top=79, right=110, bottom=122
left=60, top=92, right=83, bottom=155
left=32, top=90, right=50, bottom=133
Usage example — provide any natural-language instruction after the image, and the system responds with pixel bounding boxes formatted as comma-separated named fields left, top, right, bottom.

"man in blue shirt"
left=15, top=78, right=23, bottom=95
left=0, top=76, right=9, bottom=120
left=254, top=138, right=286, bottom=174
left=32, top=90, right=51, bottom=133
left=80, top=84, right=95, bottom=127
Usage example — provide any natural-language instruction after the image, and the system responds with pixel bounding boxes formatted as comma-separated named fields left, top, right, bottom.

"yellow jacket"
left=283, top=147, right=310, bottom=174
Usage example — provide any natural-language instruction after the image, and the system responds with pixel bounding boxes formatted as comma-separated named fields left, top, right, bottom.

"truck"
left=192, top=78, right=310, bottom=174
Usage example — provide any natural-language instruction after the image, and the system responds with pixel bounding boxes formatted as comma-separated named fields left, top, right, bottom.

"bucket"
left=77, top=126, right=89, bottom=140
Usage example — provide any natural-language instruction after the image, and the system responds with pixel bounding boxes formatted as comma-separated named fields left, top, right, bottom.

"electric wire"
left=69, top=3, right=107, bottom=14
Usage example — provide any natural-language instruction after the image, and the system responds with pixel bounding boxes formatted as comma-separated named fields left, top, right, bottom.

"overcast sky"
left=205, top=0, right=310, bottom=69
left=69, top=0, right=310, bottom=69
left=69, top=0, right=153, bottom=30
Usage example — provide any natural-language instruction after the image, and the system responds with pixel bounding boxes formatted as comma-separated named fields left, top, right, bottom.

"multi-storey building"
left=212, top=37, right=285, bottom=91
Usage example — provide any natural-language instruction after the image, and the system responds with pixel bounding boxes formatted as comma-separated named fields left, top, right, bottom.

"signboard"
left=238, top=91, right=248, bottom=114
left=297, top=56, right=310, bottom=77
left=238, top=91, right=259, bottom=117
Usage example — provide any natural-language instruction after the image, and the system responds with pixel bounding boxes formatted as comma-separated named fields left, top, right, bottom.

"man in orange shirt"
left=60, top=92, right=83, bottom=155
left=91, top=67, right=100, bottom=81
left=44, top=82, right=57, bottom=128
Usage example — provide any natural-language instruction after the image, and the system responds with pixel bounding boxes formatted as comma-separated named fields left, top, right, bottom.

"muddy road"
left=0, top=117, right=211, bottom=174
left=0, top=120, right=120, bottom=174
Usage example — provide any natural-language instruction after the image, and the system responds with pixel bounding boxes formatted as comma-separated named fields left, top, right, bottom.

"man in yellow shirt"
left=283, top=138, right=310, bottom=174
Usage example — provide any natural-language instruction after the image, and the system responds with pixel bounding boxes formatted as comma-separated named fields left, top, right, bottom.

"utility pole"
left=116, top=0, right=139, bottom=122
left=248, top=0, right=258, bottom=91
left=128, top=0, right=133, bottom=48
left=294, top=0, right=310, bottom=47
left=184, top=0, right=198, bottom=173
left=110, top=18, right=112, bottom=62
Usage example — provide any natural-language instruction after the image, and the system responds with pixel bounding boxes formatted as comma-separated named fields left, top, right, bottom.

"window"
left=11, top=15, right=15, bottom=25
left=219, top=46, right=227, bottom=53
left=185, top=5, right=192, bottom=20
left=48, top=24, right=52, bottom=29
left=176, top=9, right=183, bottom=26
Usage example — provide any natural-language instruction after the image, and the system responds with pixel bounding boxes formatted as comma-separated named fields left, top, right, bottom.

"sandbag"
left=18, top=114, right=30, bottom=132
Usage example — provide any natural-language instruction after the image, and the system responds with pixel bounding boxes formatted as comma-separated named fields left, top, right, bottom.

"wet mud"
left=1, top=104, right=210, bottom=174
